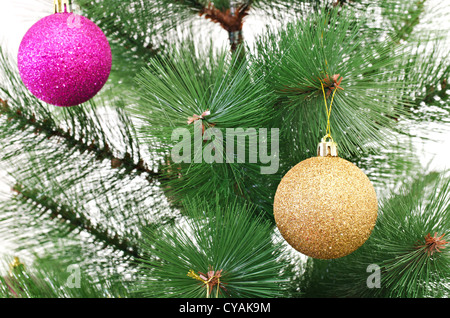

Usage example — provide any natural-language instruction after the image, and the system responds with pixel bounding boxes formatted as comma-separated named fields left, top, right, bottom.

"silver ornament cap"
left=317, top=136, right=338, bottom=157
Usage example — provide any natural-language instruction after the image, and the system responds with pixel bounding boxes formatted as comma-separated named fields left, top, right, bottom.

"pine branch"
left=11, top=183, right=140, bottom=259
left=74, top=0, right=170, bottom=88
left=402, top=40, right=450, bottom=107
left=132, top=44, right=279, bottom=215
left=75, top=0, right=167, bottom=55
left=0, top=125, right=177, bottom=265
left=299, top=173, right=450, bottom=298
left=171, top=0, right=206, bottom=11
left=0, top=115, right=177, bottom=262
left=252, top=6, right=414, bottom=164
left=135, top=196, right=290, bottom=298
left=1, top=255, right=130, bottom=298
left=0, top=44, right=163, bottom=180
left=100, top=0, right=314, bottom=53
left=199, top=2, right=251, bottom=51
left=0, top=98, right=161, bottom=180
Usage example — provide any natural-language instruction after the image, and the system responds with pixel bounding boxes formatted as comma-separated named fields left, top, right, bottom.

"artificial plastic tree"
left=0, top=0, right=448, bottom=299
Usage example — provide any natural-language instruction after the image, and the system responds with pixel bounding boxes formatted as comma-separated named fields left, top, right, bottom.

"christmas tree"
left=0, top=0, right=449, bottom=304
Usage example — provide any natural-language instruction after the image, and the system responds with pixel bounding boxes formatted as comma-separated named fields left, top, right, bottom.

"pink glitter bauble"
left=18, top=12, right=112, bottom=107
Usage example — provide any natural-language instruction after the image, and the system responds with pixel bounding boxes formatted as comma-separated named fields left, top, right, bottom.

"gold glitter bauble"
left=274, top=156, right=378, bottom=259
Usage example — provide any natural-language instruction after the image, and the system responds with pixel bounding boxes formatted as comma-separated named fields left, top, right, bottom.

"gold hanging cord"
left=319, top=80, right=338, bottom=142
left=317, top=80, right=339, bottom=157
left=316, top=14, right=342, bottom=157
left=319, top=15, right=337, bottom=143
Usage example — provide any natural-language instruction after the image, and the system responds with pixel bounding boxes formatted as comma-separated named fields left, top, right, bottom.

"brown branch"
left=416, top=232, right=448, bottom=256
left=200, top=2, right=249, bottom=32
left=333, top=0, right=351, bottom=7
left=199, top=2, right=250, bottom=51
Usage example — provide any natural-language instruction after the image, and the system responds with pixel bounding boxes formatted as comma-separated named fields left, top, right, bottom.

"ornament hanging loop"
left=54, top=0, right=72, bottom=13
left=320, top=80, right=338, bottom=141
left=318, top=76, right=340, bottom=157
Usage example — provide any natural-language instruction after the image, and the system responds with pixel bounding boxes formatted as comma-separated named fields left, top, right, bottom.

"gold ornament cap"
left=54, top=0, right=73, bottom=13
left=317, top=136, right=338, bottom=157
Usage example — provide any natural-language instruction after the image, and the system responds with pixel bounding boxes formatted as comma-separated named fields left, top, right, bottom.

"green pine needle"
left=252, top=6, right=412, bottom=162
left=132, top=45, right=279, bottom=215
left=135, top=196, right=289, bottom=298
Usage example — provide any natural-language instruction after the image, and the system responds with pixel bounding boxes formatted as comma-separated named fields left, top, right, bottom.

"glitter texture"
left=18, top=12, right=112, bottom=107
left=274, top=156, right=378, bottom=259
